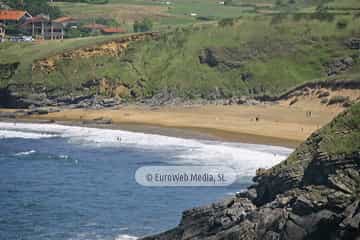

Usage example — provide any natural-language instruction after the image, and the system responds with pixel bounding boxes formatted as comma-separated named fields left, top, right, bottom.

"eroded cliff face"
left=142, top=104, right=360, bottom=240
left=0, top=33, right=160, bottom=108
left=32, top=32, right=160, bottom=74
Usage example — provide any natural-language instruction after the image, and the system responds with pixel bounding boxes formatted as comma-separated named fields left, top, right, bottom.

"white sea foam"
left=14, top=150, right=36, bottom=156
left=0, top=122, right=293, bottom=176
left=59, top=154, right=69, bottom=159
left=115, top=235, right=137, bottom=240
left=0, top=129, right=56, bottom=139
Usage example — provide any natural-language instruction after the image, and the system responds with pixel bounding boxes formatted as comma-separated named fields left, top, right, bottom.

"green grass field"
left=51, top=0, right=258, bottom=31
left=51, top=0, right=360, bottom=32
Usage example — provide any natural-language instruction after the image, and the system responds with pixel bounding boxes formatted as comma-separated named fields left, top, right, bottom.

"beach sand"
left=16, top=101, right=345, bottom=148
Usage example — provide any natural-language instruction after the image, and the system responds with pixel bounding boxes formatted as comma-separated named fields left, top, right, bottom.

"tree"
left=224, top=0, right=233, bottom=6
left=336, top=19, right=348, bottom=29
left=218, top=18, right=235, bottom=27
left=133, top=18, right=153, bottom=32
left=3, top=0, right=62, bottom=18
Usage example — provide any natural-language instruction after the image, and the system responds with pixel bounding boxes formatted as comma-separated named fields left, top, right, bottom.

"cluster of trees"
left=224, top=0, right=233, bottom=6
left=218, top=18, right=235, bottom=27
left=51, top=0, right=109, bottom=4
left=133, top=18, right=153, bottom=32
left=2, top=0, right=62, bottom=18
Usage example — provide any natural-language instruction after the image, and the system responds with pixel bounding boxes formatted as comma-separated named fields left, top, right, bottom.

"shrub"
left=4, top=0, right=62, bottom=18
left=343, top=100, right=353, bottom=108
left=271, top=14, right=287, bottom=24
left=311, top=6, right=335, bottom=22
left=133, top=18, right=153, bottom=32
left=95, top=17, right=119, bottom=27
left=318, top=91, right=330, bottom=98
left=224, top=0, right=233, bottom=6
left=218, top=18, right=235, bottom=27
left=354, top=13, right=360, bottom=19
left=336, top=19, right=348, bottom=29
left=320, top=98, right=328, bottom=105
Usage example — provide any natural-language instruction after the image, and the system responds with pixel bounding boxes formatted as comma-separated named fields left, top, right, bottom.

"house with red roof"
left=0, top=10, right=32, bottom=24
left=19, top=14, right=64, bottom=40
left=101, top=27, right=126, bottom=35
left=53, top=16, right=78, bottom=28
left=83, top=24, right=126, bottom=35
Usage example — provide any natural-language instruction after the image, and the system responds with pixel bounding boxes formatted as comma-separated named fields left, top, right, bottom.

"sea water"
left=0, top=122, right=292, bottom=240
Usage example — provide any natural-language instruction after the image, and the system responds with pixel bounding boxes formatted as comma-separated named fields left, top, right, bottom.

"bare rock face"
left=142, top=104, right=360, bottom=240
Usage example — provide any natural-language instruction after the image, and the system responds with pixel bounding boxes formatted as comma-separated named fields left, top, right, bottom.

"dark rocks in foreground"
left=142, top=105, right=360, bottom=240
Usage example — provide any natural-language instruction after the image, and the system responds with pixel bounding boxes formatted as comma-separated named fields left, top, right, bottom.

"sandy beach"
left=9, top=99, right=345, bottom=148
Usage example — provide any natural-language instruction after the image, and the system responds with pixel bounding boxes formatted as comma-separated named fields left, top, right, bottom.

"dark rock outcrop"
left=346, top=38, right=360, bottom=50
left=199, top=47, right=251, bottom=70
left=325, top=57, right=354, bottom=76
left=0, top=63, right=19, bottom=80
left=142, top=104, right=360, bottom=240
left=255, top=79, right=360, bottom=102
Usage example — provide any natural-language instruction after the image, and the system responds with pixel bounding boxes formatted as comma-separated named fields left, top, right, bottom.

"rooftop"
left=101, top=27, right=126, bottom=34
left=21, top=15, right=50, bottom=25
left=53, top=16, right=77, bottom=23
left=0, top=10, right=30, bottom=21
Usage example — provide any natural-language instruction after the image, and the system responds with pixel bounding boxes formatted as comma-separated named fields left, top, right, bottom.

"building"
left=53, top=16, right=78, bottom=29
left=83, top=24, right=126, bottom=35
left=19, top=14, right=64, bottom=40
left=0, top=10, right=32, bottom=25
left=0, top=23, right=5, bottom=40
left=100, top=27, right=126, bottom=35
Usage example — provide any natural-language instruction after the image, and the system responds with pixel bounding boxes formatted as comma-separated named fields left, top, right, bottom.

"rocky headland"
left=141, top=103, right=360, bottom=240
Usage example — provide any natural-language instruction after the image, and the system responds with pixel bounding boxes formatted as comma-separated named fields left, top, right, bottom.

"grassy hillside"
left=1, top=0, right=360, bottom=104
left=109, top=14, right=360, bottom=99
left=1, top=12, right=360, bottom=102
left=0, top=33, right=133, bottom=88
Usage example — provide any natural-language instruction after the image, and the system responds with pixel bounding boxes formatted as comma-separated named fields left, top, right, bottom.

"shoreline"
left=0, top=102, right=345, bottom=148
left=0, top=117, right=300, bottom=148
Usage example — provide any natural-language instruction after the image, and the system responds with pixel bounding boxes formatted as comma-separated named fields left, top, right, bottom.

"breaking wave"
left=115, top=235, right=138, bottom=240
left=0, top=122, right=293, bottom=176
left=14, top=150, right=36, bottom=156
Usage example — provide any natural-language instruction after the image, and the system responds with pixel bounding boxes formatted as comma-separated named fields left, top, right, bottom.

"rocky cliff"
left=142, top=103, right=360, bottom=240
